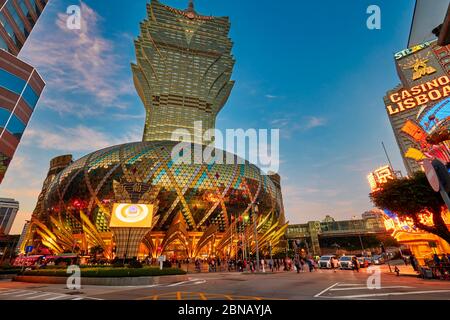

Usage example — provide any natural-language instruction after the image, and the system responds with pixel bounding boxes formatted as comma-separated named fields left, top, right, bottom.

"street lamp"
left=252, top=203, right=260, bottom=272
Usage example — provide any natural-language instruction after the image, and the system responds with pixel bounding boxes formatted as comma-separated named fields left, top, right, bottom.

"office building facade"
left=0, top=197, right=18, bottom=234
left=0, top=0, right=47, bottom=183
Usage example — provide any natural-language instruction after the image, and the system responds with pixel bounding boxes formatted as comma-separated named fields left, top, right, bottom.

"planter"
left=13, top=274, right=189, bottom=286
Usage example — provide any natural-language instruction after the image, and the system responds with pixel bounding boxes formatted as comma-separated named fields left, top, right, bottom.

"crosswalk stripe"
left=330, top=286, right=411, bottom=291
left=25, top=293, right=54, bottom=299
left=13, top=291, right=39, bottom=297
left=45, top=295, right=70, bottom=300
left=0, top=290, right=24, bottom=295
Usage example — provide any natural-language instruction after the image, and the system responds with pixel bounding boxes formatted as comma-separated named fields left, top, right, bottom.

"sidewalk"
left=379, top=264, right=418, bottom=277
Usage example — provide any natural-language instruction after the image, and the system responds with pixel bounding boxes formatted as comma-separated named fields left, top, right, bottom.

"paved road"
left=0, top=268, right=449, bottom=300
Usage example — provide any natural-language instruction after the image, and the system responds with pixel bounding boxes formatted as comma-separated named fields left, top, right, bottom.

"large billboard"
left=109, top=203, right=154, bottom=228
left=408, top=0, right=449, bottom=47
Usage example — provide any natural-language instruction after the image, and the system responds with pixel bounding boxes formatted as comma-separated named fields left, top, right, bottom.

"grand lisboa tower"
left=22, top=0, right=287, bottom=260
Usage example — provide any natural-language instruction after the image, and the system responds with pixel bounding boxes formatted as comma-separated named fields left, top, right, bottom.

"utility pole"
left=253, top=203, right=260, bottom=272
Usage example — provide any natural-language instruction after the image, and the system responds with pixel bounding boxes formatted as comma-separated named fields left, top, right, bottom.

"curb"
left=13, top=274, right=189, bottom=286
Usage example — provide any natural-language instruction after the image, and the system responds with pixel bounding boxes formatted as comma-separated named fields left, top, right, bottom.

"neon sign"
left=386, top=76, right=450, bottom=115
left=394, top=41, right=435, bottom=60
left=367, top=165, right=395, bottom=191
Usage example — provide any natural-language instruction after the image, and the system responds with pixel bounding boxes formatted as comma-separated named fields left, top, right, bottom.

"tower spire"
left=187, top=0, right=194, bottom=12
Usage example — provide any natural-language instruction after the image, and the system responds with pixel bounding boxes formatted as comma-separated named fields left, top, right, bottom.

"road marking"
left=314, top=282, right=340, bottom=298
left=13, top=291, right=39, bottom=297
left=334, top=289, right=450, bottom=299
left=336, top=284, right=362, bottom=287
left=25, top=293, right=54, bottom=299
left=46, top=295, right=71, bottom=300
left=330, top=286, right=412, bottom=291
left=0, top=290, right=25, bottom=295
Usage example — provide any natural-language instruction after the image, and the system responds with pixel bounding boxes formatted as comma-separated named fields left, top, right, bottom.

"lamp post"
left=252, top=203, right=260, bottom=272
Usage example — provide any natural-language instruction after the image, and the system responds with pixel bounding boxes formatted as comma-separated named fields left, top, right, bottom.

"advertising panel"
left=109, top=203, right=154, bottom=228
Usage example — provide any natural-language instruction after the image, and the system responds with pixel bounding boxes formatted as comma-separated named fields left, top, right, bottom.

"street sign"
left=25, top=246, right=33, bottom=254
left=423, top=159, right=440, bottom=192
left=158, top=255, right=166, bottom=270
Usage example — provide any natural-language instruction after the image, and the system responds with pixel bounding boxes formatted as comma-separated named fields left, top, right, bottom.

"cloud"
left=21, top=1, right=135, bottom=115
left=270, top=115, right=327, bottom=138
left=303, top=116, right=327, bottom=130
left=265, top=94, right=278, bottom=99
left=23, top=125, right=142, bottom=153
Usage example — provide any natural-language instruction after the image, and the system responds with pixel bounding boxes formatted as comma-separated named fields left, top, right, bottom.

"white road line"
left=314, top=282, right=340, bottom=298
left=330, top=286, right=412, bottom=291
left=25, top=293, right=54, bottom=299
left=0, top=290, right=25, bottom=295
left=336, top=284, right=363, bottom=287
left=45, top=295, right=70, bottom=300
left=13, top=291, right=39, bottom=297
left=330, top=289, right=450, bottom=299
left=166, top=280, right=193, bottom=287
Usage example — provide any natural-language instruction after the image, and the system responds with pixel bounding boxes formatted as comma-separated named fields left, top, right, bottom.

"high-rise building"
left=0, top=0, right=48, bottom=183
left=0, top=0, right=49, bottom=54
left=132, top=0, right=235, bottom=143
left=26, top=0, right=287, bottom=260
left=0, top=197, right=18, bottom=234
left=384, top=39, right=450, bottom=175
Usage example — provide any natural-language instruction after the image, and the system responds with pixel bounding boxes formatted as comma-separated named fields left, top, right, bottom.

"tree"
left=89, top=245, right=104, bottom=261
left=370, top=171, right=450, bottom=245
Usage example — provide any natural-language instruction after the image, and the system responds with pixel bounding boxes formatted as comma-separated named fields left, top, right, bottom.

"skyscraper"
left=132, top=0, right=235, bottom=143
left=0, top=0, right=48, bottom=183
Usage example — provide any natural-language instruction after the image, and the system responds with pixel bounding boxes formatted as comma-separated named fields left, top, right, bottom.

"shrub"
left=21, top=267, right=186, bottom=278
left=128, top=259, right=143, bottom=269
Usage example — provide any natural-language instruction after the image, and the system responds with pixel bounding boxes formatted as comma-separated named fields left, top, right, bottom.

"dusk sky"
left=0, top=0, right=417, bottom=234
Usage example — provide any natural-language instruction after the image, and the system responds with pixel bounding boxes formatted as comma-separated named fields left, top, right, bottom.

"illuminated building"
left=382, top=209, right=450, bottom=264
left=132, top=0, right=234, bottom=143
left=384, top=38, right=450, bottom=175
left=0, top=0, right=48, bottom=183
left=24, top=1, right=287, bottom=260
left=368, top=164, right=450, bottom=263
left=367, top=165, right=396, bottom=192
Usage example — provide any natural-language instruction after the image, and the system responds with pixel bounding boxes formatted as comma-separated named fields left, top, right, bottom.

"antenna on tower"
left=188, top=0, right=194, bottom=11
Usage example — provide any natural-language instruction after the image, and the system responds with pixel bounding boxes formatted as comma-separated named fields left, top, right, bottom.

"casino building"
left=384, top=39, right=450, bottom=174
left=0, top=0, right=48, bottom=183
left=21, top=0, right=287, bottom=261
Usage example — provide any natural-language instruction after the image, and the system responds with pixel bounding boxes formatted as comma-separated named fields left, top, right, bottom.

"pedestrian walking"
left=352, top=256, right=360, bottom=272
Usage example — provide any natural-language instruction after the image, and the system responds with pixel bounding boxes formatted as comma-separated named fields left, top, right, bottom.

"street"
left=0, top=268, right=449, bottom=300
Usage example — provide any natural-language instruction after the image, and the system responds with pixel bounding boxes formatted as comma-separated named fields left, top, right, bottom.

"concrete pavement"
left=0, top=267, right=449, bottom=300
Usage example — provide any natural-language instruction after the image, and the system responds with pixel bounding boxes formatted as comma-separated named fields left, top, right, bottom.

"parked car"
left=371, top=255, right=385, bottom=265
left=357, top=257, right=370, bottom=268
left=339, top=255, right=355, bottom=269
left=318, top=255, right=335, bottom=269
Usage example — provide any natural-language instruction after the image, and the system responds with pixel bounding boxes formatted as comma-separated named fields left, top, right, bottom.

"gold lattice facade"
left=132, top=0, right=235, bottom=143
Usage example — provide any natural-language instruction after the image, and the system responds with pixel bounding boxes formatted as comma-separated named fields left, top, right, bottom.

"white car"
left=339, top=255, right=355, bottom=269
left=318, top=255, right=335, bottom=269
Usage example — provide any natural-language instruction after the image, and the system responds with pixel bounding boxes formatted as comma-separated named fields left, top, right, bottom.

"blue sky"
left=0, top=0, right=417, bottom=234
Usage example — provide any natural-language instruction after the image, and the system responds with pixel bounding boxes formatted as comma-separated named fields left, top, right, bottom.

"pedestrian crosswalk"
left=0, top=287, right=102, bottom=300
